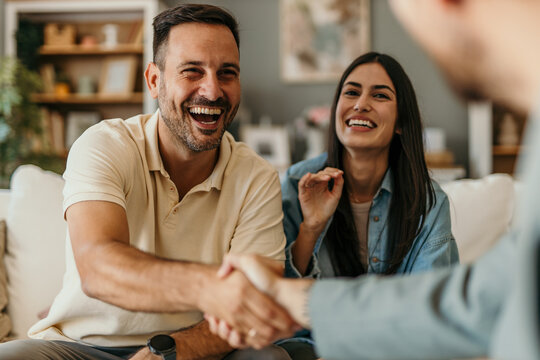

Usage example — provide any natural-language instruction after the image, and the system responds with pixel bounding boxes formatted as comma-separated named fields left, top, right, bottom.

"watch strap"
left=162, top=350, right=176, bottom=360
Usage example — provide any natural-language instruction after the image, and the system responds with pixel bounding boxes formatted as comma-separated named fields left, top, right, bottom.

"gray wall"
left=168, top=0, right=468, bottom=167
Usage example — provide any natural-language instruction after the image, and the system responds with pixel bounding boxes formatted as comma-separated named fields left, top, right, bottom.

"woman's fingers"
left=321, top=167, right=344, bottom=179
left=299, top=172, right=332, bottom=190
left=331, top=171, right=345, bottom=196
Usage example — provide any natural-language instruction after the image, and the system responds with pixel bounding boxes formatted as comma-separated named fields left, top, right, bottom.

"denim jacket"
left=282, top=153, right=459, bottom=278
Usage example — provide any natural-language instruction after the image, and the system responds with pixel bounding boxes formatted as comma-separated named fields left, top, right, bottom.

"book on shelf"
left=35, top=107, right=53, bottom=154
left=37, top=108, right=65, bottom=156
left=50, top=110, right=66, bottom=155
left=39, top=64, right=56, bottom=94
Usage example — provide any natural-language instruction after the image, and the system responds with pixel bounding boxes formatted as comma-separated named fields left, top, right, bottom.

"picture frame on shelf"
left=240, top=125, right=291, bottom=174
left=98, top=56, right=137, bottom=95
left=65, top=111, right=101, bottom=149
left=280, top=0, right=370, bottom=83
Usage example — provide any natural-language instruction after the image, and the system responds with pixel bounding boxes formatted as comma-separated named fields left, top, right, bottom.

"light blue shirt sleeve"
left=309, top=230, right=516, bottom=359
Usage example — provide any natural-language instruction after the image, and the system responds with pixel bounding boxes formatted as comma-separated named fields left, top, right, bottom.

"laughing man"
left=0, top=4, right=295, bottom=360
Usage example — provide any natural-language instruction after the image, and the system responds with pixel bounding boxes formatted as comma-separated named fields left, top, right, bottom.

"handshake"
left=204, top=254, right=314, bottom=349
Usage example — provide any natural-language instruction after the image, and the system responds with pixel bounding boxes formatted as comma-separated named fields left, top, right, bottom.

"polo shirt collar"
left=144, top=110, right=163, bottom=172
left=201, top=132, right=232, bottom=191
left=144, top=110, right=232, bottom=191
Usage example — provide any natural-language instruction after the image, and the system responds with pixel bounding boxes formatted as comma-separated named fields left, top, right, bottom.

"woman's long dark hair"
left=326, top=52, right=435, bottom=276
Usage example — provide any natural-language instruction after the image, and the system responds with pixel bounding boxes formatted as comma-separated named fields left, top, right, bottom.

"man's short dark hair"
left=152, top=4, right=240, bottom=70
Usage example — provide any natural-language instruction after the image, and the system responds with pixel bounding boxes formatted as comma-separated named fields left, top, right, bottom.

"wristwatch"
left=147, top=334, right=176, bottom=360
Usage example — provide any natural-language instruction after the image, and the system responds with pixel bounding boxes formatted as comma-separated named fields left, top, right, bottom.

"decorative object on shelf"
left=80, top=35, right=98, bottom=48
left=497, top=112, right=520, bottom=146
left=54, top=72, right=72, bottom=97
left=280, top=0, right=370, bottom=83
left=424, top=127, right=446, bottom=153
left=0, top=57, right=63, bottom=188
left=290, top=105, right=331, bottom=161
left=44, top=23, right=76, bottom=47
left=102, top=24, right=119, bottom=48
left=240, top=121, right=291, bottom=174
left=99, top=56, right=137, bottom=95
left=77, top=75, right=95, bottom=96
left=65, top=111, right=100, bottom=149
left=424, top=127, right=454, bottom=167
left=422, top=126, right=465, bottom=180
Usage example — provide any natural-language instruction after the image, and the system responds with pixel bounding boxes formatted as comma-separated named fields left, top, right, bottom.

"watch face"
left=149, top=334, right=176, bottom=352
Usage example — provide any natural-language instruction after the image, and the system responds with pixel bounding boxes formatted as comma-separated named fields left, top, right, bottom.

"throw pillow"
left=5, top=165, right=66, bottom=338
left=441, top=173, right=515, bottom=263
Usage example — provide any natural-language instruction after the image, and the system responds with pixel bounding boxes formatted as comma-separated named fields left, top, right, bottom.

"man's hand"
left=298, top=167, right=344, bottom=234
left=198, top=265, right=298, bottom=349
left=129, top=346, right=154, bottom=360
left=216, top=253, right=284, bottom=295
left=206, top=254, right=313, bottom=348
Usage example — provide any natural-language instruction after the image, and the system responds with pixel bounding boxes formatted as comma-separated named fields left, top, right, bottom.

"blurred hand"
left=216, top=253, right=284, bottom=295
left=298, top=167, right=344, bottom=233
left=199, top=262, right=297, bottom=349
left=206, top=254, right=308, bottom=349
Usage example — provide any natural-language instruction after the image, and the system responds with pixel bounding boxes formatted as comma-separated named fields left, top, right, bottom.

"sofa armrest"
left=441, top=174, right=515, bottom=263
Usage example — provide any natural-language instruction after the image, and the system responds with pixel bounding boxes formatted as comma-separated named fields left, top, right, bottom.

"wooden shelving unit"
left=4, top=0, right=161, bottom=163
left=32, top=92, right=144, bottom=104
left=492, top=145, right=522, bottom=156
left=39, top=44, right=144, bottom=56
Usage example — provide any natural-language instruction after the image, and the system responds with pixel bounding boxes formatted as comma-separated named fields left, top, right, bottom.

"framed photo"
left=65, top=111, right=101, bottom=148
left=240, top=125, right=291, bottom=173
left=280, top=0, right=371, bottom=83
left=98, top=56, right=137, bottom=95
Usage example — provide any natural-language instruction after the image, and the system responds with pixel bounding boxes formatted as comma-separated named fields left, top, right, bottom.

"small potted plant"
left=0, top=57, right=57, bottom=188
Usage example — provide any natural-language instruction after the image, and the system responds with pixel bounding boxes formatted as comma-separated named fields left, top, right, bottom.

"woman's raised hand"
left=298, top=167, right=344, bottom=233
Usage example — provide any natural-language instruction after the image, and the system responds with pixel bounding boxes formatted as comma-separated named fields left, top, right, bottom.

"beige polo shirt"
left=28, top=111, right=286, bottom=347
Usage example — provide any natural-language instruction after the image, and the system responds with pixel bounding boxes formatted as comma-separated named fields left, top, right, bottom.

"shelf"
left=31, top=92, right=144, bottom=104
left=492, top=145, right=522, bottom=156
left=39, top=44, right=143, bottom=55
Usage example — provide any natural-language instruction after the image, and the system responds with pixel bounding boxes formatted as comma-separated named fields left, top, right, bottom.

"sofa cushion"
left=5, top=165, right=66, bottom=338
left=441, top=173, right=515, bottom=263
left=0, top=220, right=11, bottom=341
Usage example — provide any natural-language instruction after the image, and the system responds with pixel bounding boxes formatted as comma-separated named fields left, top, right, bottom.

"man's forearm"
left=172, top=320, right=234, bottom=360
left=79, top=239, right=216, bottom=313
left=69, top=201, right=215, bottom=314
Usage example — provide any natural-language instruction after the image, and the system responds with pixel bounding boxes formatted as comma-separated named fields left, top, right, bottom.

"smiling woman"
left=278, top=52, right=459, bottom=358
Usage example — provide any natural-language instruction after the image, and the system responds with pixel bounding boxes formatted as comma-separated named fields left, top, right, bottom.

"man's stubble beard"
left=158, top=80, right=239, bottom=153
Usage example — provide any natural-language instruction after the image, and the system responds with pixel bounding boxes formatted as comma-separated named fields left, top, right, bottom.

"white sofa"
left=0, top=165, right=518, bottom=340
